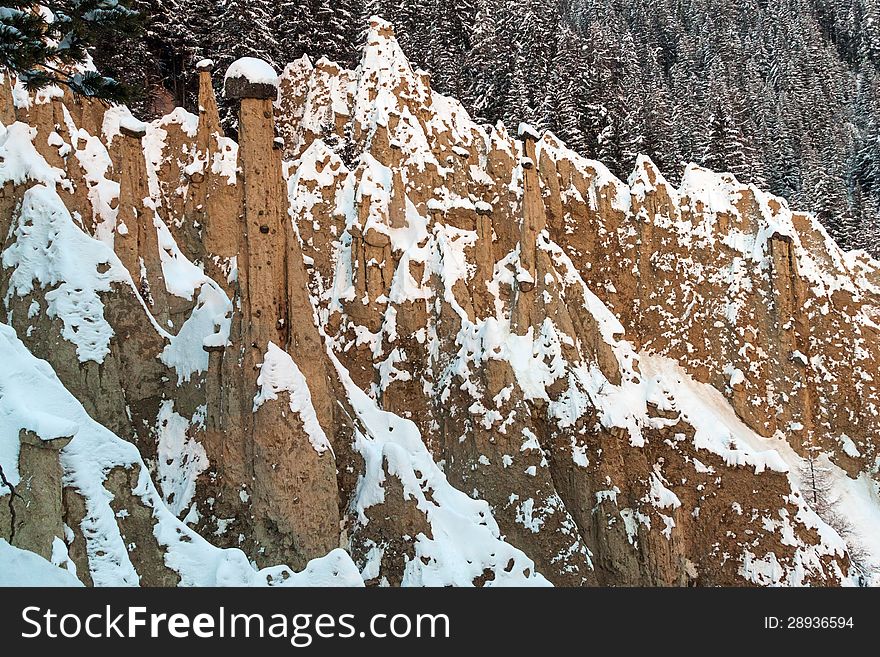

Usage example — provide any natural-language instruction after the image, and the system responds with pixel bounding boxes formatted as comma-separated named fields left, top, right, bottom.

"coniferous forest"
left=95, top=0, right=880, bottom=253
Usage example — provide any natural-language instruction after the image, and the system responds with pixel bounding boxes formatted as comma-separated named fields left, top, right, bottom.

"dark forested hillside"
left=94, top=0, right=880, bottom=253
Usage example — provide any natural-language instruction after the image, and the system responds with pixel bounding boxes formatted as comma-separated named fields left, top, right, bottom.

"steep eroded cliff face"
left=1, top=18, right=878, bottom=587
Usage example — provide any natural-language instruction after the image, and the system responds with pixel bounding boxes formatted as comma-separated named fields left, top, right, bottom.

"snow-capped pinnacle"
left=224, top=57, right=279, bottom=86
left=352, top=13, right=431, bottom=140
left=360, top=15, right=413, bottom=82
left=627, top=154, right=667, bottom=196
left=281, top=54, right=314, bottom=81
left=366, top=14, right=395, bottom=37
left=224, top=57, right=279, bottom=100
left=196, top=58, right=214, bottom=72
left=517, top=122, right=541, bottom=141
left=118, top=113, right=147, bottom=139
left=632, top=153, right=661, bottom=175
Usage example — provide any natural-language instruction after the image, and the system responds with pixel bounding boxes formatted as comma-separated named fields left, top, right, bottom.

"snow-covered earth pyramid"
left=1, top=17, right=878, bottom=587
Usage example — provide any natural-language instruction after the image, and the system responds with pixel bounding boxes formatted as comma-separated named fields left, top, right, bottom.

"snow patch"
left=254, top=342, right=332, bottom=454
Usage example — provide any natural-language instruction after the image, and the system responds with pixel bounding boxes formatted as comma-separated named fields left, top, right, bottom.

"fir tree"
left=0, top=0, right=139, bottom=102
left=700, top=90, right=750, bottom=181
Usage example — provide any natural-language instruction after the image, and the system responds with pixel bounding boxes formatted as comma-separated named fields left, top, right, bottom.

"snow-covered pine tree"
left=1, top=0, right=138, bottom=102
left=858, top=0, right=880, bottom=67
left=511, top=0, right=559, bottom=131
left=855, top=112, right=880, bottom=248
left=700, top=104, right=738, bottom=177
left=242, top=1, right=365, bottom=76
left=307, top=0, right=364, bottom=67
left=425, top=3, right=477, bottom=104
left=465, top=0, right=511, bottom=124
left=276, top=1, right=315, bottom=66
left=813, top=162, right=850, bottom=244
left=550, top=25, right=591, bottom=154
left=210, top=0, right=279, bottom=72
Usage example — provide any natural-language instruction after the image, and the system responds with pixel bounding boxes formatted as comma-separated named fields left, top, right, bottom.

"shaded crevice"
left=0, top=462, right=21, bottom=542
